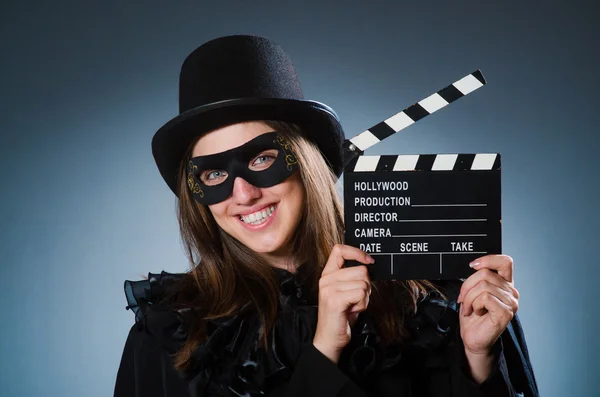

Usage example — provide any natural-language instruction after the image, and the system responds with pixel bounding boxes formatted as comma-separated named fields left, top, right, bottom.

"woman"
left=114, top=35, right=538, bottom=397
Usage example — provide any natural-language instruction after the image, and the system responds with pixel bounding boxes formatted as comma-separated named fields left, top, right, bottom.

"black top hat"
left=151, top=35, right=346, bottom=196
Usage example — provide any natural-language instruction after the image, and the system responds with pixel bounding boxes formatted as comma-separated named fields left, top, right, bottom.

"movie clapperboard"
left=342, top=70, right=501, bottom=280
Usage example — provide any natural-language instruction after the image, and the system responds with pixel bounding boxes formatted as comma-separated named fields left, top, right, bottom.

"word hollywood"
left=354, top=181, right=409, bottom=191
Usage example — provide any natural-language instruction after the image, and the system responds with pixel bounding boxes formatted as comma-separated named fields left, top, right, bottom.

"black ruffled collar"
left=273, top=265, right=318, bottom=306
left=124, top=269, right=460, bottom=396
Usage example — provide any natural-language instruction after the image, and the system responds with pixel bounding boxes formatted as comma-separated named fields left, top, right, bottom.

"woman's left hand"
left=457, top=254, right=520, bottom=381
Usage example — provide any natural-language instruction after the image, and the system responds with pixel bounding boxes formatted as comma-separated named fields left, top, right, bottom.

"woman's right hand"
left=312, top=244, right=374, bottom=364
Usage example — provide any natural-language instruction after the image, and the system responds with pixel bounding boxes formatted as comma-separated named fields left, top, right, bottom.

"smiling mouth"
left=239, top=204, right=277, bottom=225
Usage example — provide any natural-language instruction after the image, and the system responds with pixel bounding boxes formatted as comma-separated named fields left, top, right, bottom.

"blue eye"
left=252, top=153, right=277, bottom=167
left=202, top=170, right=227, bottom=185
left=207, top=170, right=223, bottom=179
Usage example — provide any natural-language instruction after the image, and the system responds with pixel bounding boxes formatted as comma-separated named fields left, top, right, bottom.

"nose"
left=231, top=176, right=262, bottom=204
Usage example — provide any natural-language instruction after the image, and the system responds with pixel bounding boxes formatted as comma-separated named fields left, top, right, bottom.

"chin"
left=245, top=236, right=290, bottom=255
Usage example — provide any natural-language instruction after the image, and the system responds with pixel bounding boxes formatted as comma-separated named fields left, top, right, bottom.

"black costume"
left=114, top=268, right=538, bottom=396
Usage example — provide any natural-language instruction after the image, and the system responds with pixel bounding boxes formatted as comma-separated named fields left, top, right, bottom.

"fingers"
left=314, top=245, right=375, bottom=357
left=458, top=267, right=519, bottom=304
left=319, top=264, right=371, bottom=288
left=334, top=280, right=371, bottom=294
left=337, top=280, right=371, bottom=313
left=470, top=291, right=514, bottom=329
left=319, top=283, right=370, bottom=313
left=469, top=254, right=514, bottom=283
left=318, top=245, right=373, bottom=315
left=461, top=280, right=519, bottom=316
left=458, top=255, right=519, bottom=317
left=322, top=244, right=374, bottom=277
left=342, top=288, right=370, bottom=313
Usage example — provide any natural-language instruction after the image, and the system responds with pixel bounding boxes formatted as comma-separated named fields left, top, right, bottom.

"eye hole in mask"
left=199, top=149, right=280, bottom=186
left=186, top=132, right=299, bottom=205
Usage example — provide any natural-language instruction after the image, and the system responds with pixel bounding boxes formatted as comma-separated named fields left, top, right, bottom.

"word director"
left=355, top=212, right=399, bottom=222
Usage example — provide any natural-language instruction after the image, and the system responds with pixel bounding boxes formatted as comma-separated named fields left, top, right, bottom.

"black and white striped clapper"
left=346, top=70, right=486, bottom=155
left=343, top=153, right=502, bottom=280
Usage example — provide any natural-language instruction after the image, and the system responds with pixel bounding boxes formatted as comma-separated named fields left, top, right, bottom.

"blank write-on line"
left=396, top=219, right=488, bottom=222
left=411, top=203, right=488, bottom=207
left=369, top=251, right=488, bottom=255
left=391, top=234, right=488, bottom=238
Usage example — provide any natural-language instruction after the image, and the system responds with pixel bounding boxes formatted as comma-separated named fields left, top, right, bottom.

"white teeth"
left=240, top=205, right=276, bottom=225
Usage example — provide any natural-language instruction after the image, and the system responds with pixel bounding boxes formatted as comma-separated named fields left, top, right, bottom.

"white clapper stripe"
left=350, top=130, right=380, bottom=151
left=354, top=155, right=381, bottom=171
left=385, top=111, right=415, bottom=133
left=432, top=154, right=459, bottom=170
left=419, top=93, right=449, bottom=114
left=471, top=153, right=497, bottom=170
left=393, top=154, right=420, bottom=171
left=453, top=74, right=484, bottom=95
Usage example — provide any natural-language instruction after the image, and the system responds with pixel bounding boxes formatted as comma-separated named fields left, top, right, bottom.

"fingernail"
left=469, top=261, right=480, bottom=268
left=367, top=255, right=375, bottom=264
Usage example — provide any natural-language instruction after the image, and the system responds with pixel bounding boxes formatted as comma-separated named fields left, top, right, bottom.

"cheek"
left=208, top=202, right=231, bottom=224
left=277, top=177, right=305, bottom=209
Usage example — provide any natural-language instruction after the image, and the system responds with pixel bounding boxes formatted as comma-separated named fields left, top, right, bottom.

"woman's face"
left=192, top=121, right=305, bottom=262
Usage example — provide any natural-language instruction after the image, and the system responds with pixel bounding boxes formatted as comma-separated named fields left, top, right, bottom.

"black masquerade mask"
left=186, top=132, right=299, bottom=205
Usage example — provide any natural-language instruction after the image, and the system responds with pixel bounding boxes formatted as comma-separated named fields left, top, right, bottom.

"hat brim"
left=151, top=98, right=345, bottom=196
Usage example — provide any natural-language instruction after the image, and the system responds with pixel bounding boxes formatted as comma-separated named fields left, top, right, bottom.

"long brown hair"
left=168, top=120, right=437, bottom=371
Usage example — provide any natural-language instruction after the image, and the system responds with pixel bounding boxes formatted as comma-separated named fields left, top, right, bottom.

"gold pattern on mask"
left=274, top=135, right=298, bottom=171
left=187, top=161, right=204, bottom=197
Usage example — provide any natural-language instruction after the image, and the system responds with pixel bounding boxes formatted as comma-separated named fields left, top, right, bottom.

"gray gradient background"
left=1, top=1, right=598, bottom=396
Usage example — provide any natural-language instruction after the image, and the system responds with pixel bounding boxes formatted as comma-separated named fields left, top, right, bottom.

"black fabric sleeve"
left=113, top=324, right=190, bottom=397
left=449, top=336, right=521, bottom=397
left=114, top=325, right=137, bottom=396
left=114, top=325, right=366, bottom=397
left=502, top=316, right=539, bottom=397
left=269, top=343, right=367, bottom=397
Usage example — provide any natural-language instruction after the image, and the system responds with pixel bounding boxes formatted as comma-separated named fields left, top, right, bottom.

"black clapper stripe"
left=438, top=85, right=464, bottom=104
left=453, top=154, right=476, bottom=171
left=403, top=103, right=430, bottom=122
left=472, top=70, right=486, bottom=85
left=492, top=154, right=501, bottom=170
left=368, top=122, right=396, bottom=141
left=375, top=155, right=398, bottom=171
left=415, top=154, right=436, bottom=171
